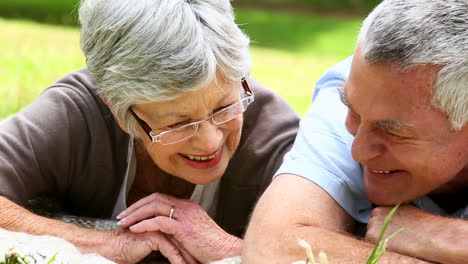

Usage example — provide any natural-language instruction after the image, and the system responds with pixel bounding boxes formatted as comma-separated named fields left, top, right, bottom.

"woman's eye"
left=167, top=121, right=190, bottom=129
left=214, top=104, right=233, bottom=113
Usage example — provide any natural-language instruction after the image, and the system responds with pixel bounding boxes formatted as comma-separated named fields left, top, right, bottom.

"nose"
left=346, top=113, right=385, bottom=163
left=190, top=121, right=223, bottom=151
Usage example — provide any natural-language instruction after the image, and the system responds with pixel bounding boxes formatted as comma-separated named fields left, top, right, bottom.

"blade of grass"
left=366, top=203, right=403, bottom=264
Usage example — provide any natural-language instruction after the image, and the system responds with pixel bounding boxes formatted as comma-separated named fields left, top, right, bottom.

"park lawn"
left=0, top=8, right=362, bottom=118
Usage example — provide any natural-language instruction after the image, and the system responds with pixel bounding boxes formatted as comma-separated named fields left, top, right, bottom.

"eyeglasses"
left=129, top=78, right=254, bottom=145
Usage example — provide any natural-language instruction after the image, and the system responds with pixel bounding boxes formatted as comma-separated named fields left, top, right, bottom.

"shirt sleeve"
left=274, top=57, right=372, bottom=223
left=0, top=85, right=92, bottom=206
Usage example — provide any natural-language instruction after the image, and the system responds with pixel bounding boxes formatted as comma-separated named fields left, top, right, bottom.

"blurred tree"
left=0, top=0, right=380, bottom=26
left=234, top=0, right=381, bottom=13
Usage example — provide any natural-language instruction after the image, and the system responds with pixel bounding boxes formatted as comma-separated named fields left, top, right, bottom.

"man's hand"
left=367, top=205, right=468, bottom=264
left=117, top=193, right=242, bottom=263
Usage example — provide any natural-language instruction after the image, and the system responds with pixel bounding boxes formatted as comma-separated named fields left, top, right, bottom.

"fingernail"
left=118, top=218, right=126, bottom=226
left=116, top=211, right=126, bottom=219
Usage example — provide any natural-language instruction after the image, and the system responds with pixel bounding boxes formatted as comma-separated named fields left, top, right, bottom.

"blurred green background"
left=0, top=0, right=378, bottom=118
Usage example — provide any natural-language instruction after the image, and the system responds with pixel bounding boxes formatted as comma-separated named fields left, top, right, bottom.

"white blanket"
left=0, top=228, right=115, bottom=264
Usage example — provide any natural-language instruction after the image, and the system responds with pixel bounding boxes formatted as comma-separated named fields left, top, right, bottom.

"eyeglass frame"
left=129, top=78, right=254, bottom=145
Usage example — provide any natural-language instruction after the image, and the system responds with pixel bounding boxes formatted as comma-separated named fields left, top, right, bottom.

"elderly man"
left=243, top=0, right=468, bottom=263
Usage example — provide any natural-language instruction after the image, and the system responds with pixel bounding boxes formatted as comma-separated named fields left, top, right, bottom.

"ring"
left=169, top=206, right=175, bottom=219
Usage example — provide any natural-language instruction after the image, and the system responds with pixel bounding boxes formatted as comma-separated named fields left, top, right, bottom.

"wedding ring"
left=169, top=206, right=175, bottom=219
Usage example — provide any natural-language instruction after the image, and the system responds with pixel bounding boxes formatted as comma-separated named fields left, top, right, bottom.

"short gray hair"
left=79, top=0, right=251, bottom=136
left=357, top=0, right=468, bottom=130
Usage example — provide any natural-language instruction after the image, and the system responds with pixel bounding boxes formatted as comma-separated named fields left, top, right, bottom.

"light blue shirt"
left=275, top=57, right=468, bottom=223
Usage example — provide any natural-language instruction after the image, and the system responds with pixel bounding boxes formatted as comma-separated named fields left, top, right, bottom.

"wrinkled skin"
left=366, top=205, right=468, bottom=264
left=100, top=228, right=197, bottom=264
left=366, top=205, right=436, bottom=260
left=108, top=77, right=246, bottom=262
left=344, top=52, right=468, bottom=206
left=345, top=49, right=468, bottom=263
left=118, top=193, right=242, bottom=263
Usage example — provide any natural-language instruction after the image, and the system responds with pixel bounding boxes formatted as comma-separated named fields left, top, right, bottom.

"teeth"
left=184, top=152, right=217, bottom=161
left=372, top=170, right=394, bottom=174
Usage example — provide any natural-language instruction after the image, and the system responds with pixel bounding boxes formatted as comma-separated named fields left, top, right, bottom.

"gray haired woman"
left=0, top=0, right=298, bottom=263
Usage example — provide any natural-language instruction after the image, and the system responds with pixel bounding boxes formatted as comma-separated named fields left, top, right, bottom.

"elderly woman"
left=0, top=0, right=298, bottom=263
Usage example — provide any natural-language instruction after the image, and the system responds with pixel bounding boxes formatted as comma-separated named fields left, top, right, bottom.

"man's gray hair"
left=79, top=0, right=251, bottom=135
left=357, top=0, right=468, bottom=130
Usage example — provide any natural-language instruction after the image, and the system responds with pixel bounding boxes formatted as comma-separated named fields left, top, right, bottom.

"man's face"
left=343, top=51, right=468, bottom=206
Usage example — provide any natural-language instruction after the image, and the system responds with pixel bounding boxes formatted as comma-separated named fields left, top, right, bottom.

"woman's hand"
left=100, top=228, right=198, bottom=264
left=117, top=193, right=242, bottom=263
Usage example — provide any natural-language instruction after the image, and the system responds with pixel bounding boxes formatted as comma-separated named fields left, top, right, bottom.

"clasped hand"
left=366, top=205, right=444, bottom=263
left=116, top=193, right=241, bottom=264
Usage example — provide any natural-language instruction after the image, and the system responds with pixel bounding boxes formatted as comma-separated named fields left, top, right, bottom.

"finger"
left=130, top=216, right=180, bottom=235
left=365, top=223, right=381, bottom=243
left=371, top=206, right=392, bottom=218
left=118, top=192, right=175, bottom=219
left=168, top=236, right=200, bottom=264
left=119, top=200, right=173, bottom=227
left=154, top=233, right=188, bottom=264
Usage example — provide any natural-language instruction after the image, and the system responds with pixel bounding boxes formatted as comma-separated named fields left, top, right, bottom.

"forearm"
left=244, top=219, right=429, bottom=263
left=427, top=218, right=468, bottom=264
left=224, top=235, right=243, bottom=258
left=242, top=175, right=431, bottom=264
left=294, top=226, right=430, bottom=264
left=0, top=196, right=111, bottom=257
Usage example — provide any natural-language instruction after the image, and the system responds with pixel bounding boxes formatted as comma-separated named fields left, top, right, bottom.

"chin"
left=365, top=187, right=397, bottom=206
left=184, top=163, right=229, bottom=185
left=367, top=191, right=414, bottom=206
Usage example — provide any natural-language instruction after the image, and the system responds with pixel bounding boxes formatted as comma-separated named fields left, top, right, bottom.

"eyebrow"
left=338, top=84, right=355, bottom=112
left=154, top=91, right=234, bottom=121
left=374, top=119, right=407, bottom=134
left=338, top=84, right=410, bottom=133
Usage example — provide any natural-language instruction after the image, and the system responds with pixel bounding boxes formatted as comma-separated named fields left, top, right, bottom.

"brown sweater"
left=0, top=68, right=299, bottom=237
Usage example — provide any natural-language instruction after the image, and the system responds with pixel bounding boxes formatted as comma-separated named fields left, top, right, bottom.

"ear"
left=100, top=95, right=130, bottom=134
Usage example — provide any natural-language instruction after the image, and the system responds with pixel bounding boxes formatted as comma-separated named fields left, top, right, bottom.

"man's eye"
left=386, top=131, right=410, bottom=140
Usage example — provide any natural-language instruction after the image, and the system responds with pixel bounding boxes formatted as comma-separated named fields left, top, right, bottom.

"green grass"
left=0, top=9, right=363, bottom=118
left=0, top=19, right=85, bottom=118
left=0, top=0, right=376, bottom=26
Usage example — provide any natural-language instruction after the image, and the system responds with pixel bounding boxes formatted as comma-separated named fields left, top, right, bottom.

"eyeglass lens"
left=159, top=97, right=250, bottom=145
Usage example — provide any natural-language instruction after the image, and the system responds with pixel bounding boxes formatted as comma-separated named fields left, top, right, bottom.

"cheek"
left=145, top=143, right=181, bottom=167
left=387, top=143, right=461, bottom=186
left=225, top=118, right=243, bottom=151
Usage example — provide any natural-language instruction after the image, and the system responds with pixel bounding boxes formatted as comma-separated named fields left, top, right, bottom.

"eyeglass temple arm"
left=129, top=108, right=153, bottom=141
left=241, top=78, right=253, bottom=96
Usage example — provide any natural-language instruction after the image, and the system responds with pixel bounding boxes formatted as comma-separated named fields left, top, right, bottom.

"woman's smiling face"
left=131, top=77, right=244, bottom=184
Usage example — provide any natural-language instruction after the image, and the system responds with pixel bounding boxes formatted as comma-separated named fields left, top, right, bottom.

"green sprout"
left=365, top=203, right=404, bottom=264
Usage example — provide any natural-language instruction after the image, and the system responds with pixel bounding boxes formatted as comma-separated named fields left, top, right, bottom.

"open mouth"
left=180, top=149, right=220, bottom=162
left=370, top=169, right=401, bottom=174
left=180, top=147, right=224, bottom=170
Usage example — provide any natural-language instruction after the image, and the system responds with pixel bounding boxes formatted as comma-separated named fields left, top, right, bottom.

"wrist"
left=218, top=235, right=243, bottom=259
left=63, top=225, right=115, bottom=258
left=80, top=229, right=123, bottom=261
